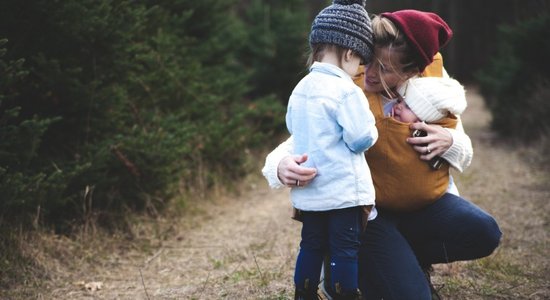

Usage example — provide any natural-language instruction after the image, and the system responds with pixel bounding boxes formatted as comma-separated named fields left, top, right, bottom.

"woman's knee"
left=449, top=197, right=503, bottom=257
left=477, top=214, right=502, bottom=256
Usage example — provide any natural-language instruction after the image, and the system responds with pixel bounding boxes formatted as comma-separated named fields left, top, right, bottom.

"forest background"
left=1, top=0, right=549, bottom=293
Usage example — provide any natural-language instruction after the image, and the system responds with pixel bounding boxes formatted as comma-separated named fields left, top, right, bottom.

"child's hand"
left=277, top=154, right=317, bottom=187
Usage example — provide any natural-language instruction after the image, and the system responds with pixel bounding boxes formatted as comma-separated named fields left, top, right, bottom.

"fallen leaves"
left=74, top=281, right=103, bottom=292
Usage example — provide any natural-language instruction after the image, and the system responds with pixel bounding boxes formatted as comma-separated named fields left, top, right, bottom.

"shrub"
left=0, top=39, right=78, bottom=225
left=0, top=0, right=289, bottom=229
left=475, top=14, right=550, bottom=142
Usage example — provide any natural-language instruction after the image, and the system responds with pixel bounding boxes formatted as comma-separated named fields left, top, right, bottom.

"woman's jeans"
left=357, top=193, right=502, bottom=299
left=295, top=206, right=362, bottom=295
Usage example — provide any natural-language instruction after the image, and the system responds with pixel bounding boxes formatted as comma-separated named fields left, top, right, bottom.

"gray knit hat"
left=309, top=0, right=374, bottom=63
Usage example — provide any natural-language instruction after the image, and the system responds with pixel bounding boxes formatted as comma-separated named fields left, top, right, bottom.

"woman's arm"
left=440, top=118, right=473, bottom=172
left=407, top=117, right=473, bottom=172
left=261, top=136, right=317, bottom=189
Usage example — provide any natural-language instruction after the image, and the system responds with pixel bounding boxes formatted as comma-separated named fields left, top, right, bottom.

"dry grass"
left=430, top=86, right=550, bottom=300
left=1, top=86, right=549, bottom=299
left=1, top=175, right=302, bottom=300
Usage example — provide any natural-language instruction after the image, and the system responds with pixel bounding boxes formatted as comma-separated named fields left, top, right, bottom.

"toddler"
left=285, top=0, right=377, bottom=298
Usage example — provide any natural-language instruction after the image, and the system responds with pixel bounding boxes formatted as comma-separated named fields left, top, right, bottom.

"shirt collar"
left=309, top=61, right=352, bottom=81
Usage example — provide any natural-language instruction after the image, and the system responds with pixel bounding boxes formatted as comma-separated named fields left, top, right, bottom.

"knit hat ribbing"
left=398, top=77, right=467, bottom=123
left=381, top=10, right=452, bottom=72
left=309, top=0, right=374, bottom=64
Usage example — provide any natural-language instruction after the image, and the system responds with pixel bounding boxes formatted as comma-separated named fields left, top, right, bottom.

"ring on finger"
left=426, top=145, right=431, bottom=154
left=296, top=179, right=300, bottom=187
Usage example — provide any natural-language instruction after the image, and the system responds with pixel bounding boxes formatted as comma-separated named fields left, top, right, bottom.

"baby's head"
left=393, top=77, right=467, bottom=123
left=308, top=0, right=374, bottom=66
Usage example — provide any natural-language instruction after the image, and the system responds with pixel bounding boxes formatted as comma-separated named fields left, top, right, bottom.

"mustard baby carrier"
left=353, top=54, right=457, bottom=211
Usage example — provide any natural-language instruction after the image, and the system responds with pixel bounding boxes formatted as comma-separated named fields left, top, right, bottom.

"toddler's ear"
left=345, top=49, right=355, bottom=62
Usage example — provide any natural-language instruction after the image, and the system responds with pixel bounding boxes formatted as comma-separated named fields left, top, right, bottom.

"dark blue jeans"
left=357, top=193, right=502, bottom=299
left=295, top=206, right=362, bottom=295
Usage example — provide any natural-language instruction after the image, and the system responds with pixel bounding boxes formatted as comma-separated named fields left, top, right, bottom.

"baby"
left=366, top=76, right=467, bottom=211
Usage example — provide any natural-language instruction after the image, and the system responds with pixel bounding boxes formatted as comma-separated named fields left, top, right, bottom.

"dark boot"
left=294, top=288, right=321, bottom=300
left=295, top=278, right=321, bottom=300
left=332, top=287, right=362, bottom=300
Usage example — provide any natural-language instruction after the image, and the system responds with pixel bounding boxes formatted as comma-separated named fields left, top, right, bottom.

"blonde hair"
left=372, top=15, right=421, bottom=96
left=372, top=15, right=419, bottom=72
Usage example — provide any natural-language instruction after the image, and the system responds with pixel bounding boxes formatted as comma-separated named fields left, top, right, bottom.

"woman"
left=262, top=10, right=502, bottom=299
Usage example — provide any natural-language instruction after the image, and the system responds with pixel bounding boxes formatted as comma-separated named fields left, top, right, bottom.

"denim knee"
left=477, top=214, right=502, bottom=257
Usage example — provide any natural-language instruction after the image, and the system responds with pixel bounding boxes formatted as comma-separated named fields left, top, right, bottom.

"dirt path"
left=29, top=179, right=298, bottom=299
left=435, top=86, right=550, bottom=299
left=8, top=87, right=549, bottom=299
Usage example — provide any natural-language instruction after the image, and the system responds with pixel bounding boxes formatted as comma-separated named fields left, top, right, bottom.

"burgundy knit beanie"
left=381, top=10, right=452, bottom=71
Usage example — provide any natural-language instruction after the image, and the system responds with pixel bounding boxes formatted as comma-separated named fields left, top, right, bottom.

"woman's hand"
left=407, top=122, right=453, bottom=161
left=277, top=154, right=317, bottom=187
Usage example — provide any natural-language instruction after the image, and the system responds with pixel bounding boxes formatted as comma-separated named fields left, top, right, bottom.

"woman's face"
left=363, top=46, right=415, bottom=94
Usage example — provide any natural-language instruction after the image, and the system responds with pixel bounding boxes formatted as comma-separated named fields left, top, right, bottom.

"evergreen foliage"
left=0, top=0, right=304, bottom=228
left=240, top=0, right=311, bottom=103
left=0, top=39, right=69, bottom=222
left=475, top=14, right=550, bottom=141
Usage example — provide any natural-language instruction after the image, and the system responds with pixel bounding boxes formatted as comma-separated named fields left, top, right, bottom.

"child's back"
left=287, top=61, right=377, bottom=211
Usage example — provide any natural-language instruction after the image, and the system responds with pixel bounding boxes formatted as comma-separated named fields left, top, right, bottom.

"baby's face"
left=392, top=99, right=420, bottom=123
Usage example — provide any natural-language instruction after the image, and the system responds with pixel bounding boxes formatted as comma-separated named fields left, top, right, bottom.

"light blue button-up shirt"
left=286, top=62, right=378, bottom=211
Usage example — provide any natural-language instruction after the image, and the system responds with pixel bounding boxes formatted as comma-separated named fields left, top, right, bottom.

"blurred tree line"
left=0, top=0, right=313, bottom=230
left=366, top=0, right=549, bottom=80
left=1, top=0, right=549, bottom=232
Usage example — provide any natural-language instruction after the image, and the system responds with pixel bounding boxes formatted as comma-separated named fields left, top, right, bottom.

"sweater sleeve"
left=261, top=136, right=295, bottom=189
left=441, top=116, right=473, bottom=172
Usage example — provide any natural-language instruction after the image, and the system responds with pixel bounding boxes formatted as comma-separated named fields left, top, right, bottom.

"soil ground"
left=3, top=87, right=549, bottom=299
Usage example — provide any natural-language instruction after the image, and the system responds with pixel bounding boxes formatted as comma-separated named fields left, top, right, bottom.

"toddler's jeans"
left=295, top=206, right=362, bottom=295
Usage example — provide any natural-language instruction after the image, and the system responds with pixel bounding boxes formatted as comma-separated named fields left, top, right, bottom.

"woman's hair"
left=371, top=14, right=422, bottom=96
left=306, top=43, right=351, bottom=69
left=372, top=14, right=420, bottom=74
